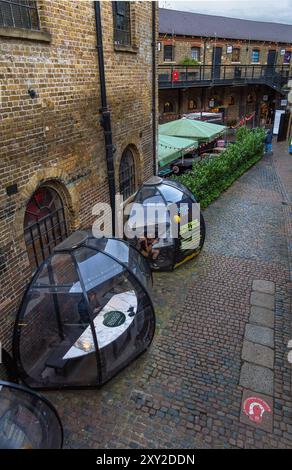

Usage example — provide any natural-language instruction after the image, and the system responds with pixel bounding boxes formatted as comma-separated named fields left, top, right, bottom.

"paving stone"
left=240, top=362, right=274, bottom=396
left=252, top=280, right=275, bottom=295
left=250, top=306, right=274, bottom=328
left=250, top=291, right=275, bottom=310
left=245, top=323, right=274, bottom=348
left=242, top=340, right=274, bottom=369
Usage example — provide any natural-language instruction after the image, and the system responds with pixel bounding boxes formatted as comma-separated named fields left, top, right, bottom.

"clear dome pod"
left=0, top=381, right=63, bottom=448
left=13, top=231, right=155, bottom=390
left=125, top=177, right=206, bottom=271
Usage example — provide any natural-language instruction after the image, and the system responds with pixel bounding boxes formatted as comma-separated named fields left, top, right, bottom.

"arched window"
left=164, top=101, right=173, bottom=113
left=229, top=96, right=235, bottom=106
left=119, top=148, right=136, bottom=199
left=24, top=186, right=68, bottom=270
left=188, top=99, right=197, bottom=110
left=247, top=94, right=254, bottom=104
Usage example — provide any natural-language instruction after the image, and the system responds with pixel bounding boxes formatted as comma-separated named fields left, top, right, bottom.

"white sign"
left=280, top=49, right=286, bottom=56
left=281, top=99, right=288, bottom=106
left=263, top=95, right=269, bottom=102
left=227, top=45, right=233, bottom=54
left=273, top=109, right=285, bottom=135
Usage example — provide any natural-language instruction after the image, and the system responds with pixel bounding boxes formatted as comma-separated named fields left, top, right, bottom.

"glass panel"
left=252, top=50, right=260, bottom=63
left=191, top=47, right=200, bottom=61
left=158, top=183, right=185, bottom=203
left=18, top=288, right=99, bottom=388
left=0, top=1, right=39, bottom=29
left=86, top=237, right=129, bottom=264
left=0, top=384, right=62, bottom=449
left=98, top=273, right=155, bottom=383
left=34, top=254, right=78, bottom=287
left=0, top=1, right=13, bottom=26
left=73, top=247, right=124, bottom=293
left=135, top=186, right=163, bottom=205
left=113, top=1, right=131, bottom=46
left=164, top=45, right=173, bottom=62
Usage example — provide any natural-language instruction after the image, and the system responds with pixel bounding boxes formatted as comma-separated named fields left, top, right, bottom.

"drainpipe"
left=94, top=1, right=116, bottom=234
left=152, top=2, right=157, bottom=175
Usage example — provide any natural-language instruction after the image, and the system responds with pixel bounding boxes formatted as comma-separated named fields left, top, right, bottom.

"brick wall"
left=158, top=36, right=292, bottom=67
left=0, top=0, right=156, bottom=351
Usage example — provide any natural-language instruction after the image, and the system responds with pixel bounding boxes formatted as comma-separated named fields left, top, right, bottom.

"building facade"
left=158, top=9, right=292, bottom=125
left=0, top=0, right=157, bottom=350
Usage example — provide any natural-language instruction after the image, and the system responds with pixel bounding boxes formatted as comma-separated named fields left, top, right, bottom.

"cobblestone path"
left=49, top=144, right=292, bottom=448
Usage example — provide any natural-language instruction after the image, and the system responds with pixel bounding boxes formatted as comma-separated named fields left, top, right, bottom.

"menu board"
left=273, top=110, right=285, bottom=135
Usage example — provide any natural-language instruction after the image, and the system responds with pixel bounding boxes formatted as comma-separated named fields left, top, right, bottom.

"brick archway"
left=13, top=168, right=80, bottom=245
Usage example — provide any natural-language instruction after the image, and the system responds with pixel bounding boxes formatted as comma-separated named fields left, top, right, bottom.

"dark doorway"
left=277, top=112, right=290, bottom=142
left=267, top=50, right=277, bottom=66
left=266, top=50, right=277, bottom=78
left=212, top=47, right=222, bottom=79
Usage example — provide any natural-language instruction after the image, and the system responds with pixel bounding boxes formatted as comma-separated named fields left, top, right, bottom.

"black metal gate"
left=24, top=188, right=68, bottom=270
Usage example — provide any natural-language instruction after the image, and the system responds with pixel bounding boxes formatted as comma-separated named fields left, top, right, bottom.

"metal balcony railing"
left=158, top=64, right=291, bottom=92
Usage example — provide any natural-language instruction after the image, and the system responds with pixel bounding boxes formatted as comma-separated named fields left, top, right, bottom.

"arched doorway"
left=119, top=147, right=136, bottom=200
left=24, top=186, right=68, bottom=270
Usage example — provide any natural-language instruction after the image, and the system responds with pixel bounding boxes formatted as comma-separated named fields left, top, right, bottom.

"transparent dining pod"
left=125, top=177, right=205, bottom=271
left=13, top=231, right=155, bottom=390
left=0, top=381, right=63, bottom=448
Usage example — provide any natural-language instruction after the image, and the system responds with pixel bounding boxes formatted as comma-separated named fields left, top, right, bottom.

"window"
left=113, top=1, right=131, bottom=46
left=0, top=0, right=39, bottom=29
left=119, top=148, right=136, bottom=199
left=164, top=45, right=174, bottom=62
left=188, top=99, right=197, bottom=110
left=228, top=96, right=235, bottom=106
left=24, top=187, right=68, bottom=270
left=164, top=101, right=173, bottom=113
left=247, top=94, right=254, bottom=104
left=232, top=47, right=240, bottom=62
left=251, top=49, right=260, bottom=63
left=191, top=47, right=200, bottom=61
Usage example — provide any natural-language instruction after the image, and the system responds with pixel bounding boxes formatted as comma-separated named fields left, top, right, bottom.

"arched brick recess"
left=13, top=168, right=80, bottom=244
left=115, top=141, right=143, bottom=193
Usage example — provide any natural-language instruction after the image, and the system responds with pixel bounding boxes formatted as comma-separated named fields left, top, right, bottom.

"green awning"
left=158, top=134, right=198, bottom=167
left=159, top=118, right=226, bottom=142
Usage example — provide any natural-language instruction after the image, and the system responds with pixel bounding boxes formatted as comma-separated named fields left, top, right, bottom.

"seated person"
left=138, top=235, right=160, bottom=262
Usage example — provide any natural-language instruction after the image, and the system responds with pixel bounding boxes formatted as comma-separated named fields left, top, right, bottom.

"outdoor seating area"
left=13, top=232, right=155, bottom=390
left=125, top=177, right=205, bottom=270
left=158, top=117, right=227, bottom=175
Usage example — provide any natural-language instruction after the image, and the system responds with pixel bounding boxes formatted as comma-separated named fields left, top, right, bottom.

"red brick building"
left=158, top=8, right=292, bottom=125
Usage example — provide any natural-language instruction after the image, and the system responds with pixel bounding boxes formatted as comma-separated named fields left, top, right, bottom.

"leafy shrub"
left=173, top=127, right=265, bottom=209
left=179, top=57, right=200, bottom=66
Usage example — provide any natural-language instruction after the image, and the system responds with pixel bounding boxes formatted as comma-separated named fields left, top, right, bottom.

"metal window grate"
left=0, top=0, right=39, bottom=30
left=113, top=1, right=131, bottom=46
left=164, top=45, right=173, bottom=62
left=119, top=148, right=136, bottom=200
left=24, top=187, right=68, bottom=270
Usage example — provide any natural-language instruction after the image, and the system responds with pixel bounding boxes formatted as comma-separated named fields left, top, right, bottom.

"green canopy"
left=158, top=134, right=198, bottom=167
left=159, top=118, right=226, bottom=142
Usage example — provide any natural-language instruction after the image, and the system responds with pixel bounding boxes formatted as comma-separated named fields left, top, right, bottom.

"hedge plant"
left=173, top=127, right=265, bottom=209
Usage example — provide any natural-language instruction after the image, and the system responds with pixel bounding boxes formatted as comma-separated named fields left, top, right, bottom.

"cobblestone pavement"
left=49, top=143, right=292, bottom=448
